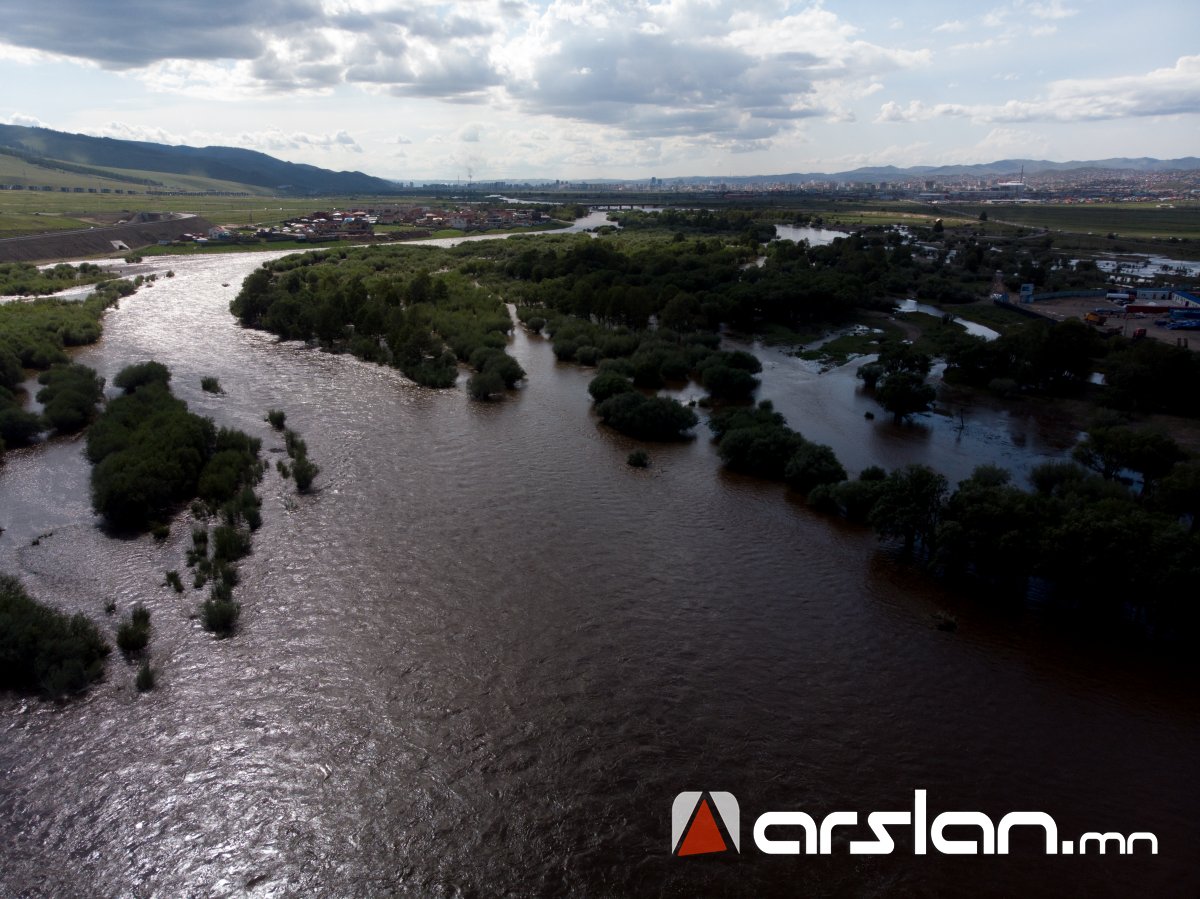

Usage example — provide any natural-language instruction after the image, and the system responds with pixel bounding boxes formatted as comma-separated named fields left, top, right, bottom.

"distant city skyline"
left=1, top=0, right=1197, bottom=182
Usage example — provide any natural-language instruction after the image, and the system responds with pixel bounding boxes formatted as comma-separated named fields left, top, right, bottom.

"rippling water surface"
left=1, top=247, right=1197, bottom=897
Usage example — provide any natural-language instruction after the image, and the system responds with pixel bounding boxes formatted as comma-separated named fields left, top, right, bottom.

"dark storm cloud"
left=0, top=0, right=325, bottom=68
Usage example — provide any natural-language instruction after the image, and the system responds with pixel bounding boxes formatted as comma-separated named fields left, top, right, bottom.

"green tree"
left=784, top=442, right=847, bottom=494
left=876, top=371, right=936, bottom=423
left=870, top=464, right=948, bottom=560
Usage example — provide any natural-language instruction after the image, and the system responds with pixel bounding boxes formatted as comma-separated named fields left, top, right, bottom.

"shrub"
left=200, top=376, right=222, bottom=394
left=0, top=406, right=42, bottom=447
left=211, top=525, right=251, bottom=564
left=116, top=606, right=151, bottom=657
left=627, top=449, right=650, bottom=468
left=135, top=660, right=155, bottom=692
left=266, top=409, right=287, bottom=430
left=165, top=570, right=184, bottom=592
left=113, top=360, right=171, bottom=393
left=588, top=372, right=636, bottom=404
left=201, top=596, right=240, bottom=636
left=468, top=369, right=506, bottom=400
left=36, top=364, right=104, bottom=434
left=292, top=454, right=319, bottom=491
left=0, top=575, right=110, bottom=697
left=595, top=392, right=698, bottom=441
left=784, top=442, right=848, bottom=494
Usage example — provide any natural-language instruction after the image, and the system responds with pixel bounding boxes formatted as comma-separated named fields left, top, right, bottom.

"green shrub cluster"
left=36, top=363, right=104, bottom=434
left=112, top=360, right=171, bottom=393
left=0, top=280, right=138, bottom=461
left=0, top=261, right=109, bottom=297
left=229, top=245, right=522, bottom=390
left=467, top=346, right=525, bottom=400
left=116, top=605, right=151, bottom=657
left=0, top=574, right=109, bottom=697
left=595, top=392, right=698, bottom=441
left=87, top=363, right=262, bottom=531
left=280, top=424, right=319, bottom=492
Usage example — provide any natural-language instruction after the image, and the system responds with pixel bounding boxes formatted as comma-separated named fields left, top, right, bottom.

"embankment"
left=0, top=213, right=214, bottom=263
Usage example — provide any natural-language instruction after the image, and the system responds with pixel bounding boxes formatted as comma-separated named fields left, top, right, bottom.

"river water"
left=1, top=243, right=1197, bottom=897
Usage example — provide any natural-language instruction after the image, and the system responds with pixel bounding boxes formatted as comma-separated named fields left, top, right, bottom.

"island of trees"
left=223, top=209, right=1200, bottom=640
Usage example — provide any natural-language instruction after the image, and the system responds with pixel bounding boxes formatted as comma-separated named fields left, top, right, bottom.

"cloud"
left=238, top=129, right=364, bottom=153
left=878, top=55, right=1200, bottom=124
left=0, top=0, right=325, bottom=69
left=5, top=113, right=50, bottom=128
left=71, top=121, right=364, bottom=155
left=933, top=20, right=967, bottom=33
left=0, top=0, right=932, bottom=145
left=1022, top=0, right=1078, bottom=20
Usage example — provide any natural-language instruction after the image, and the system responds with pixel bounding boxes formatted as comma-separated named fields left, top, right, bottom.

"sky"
left=0, top=0, right=1197, bottom=182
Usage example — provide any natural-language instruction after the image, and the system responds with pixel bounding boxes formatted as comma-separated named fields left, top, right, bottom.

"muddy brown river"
left=1, top=244, right=1196, bottom=897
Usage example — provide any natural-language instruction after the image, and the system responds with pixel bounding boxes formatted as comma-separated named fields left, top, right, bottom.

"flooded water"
left=894, top=298, right=1001, bottom=341
left=1, top=247, right=1197, bottom=897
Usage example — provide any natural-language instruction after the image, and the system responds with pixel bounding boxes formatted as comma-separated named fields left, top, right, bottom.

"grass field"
left=947, top=201, right=1200, bottom=240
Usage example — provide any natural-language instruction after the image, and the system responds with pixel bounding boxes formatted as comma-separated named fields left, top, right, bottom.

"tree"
left=876, top=371, right=936, bottom=423
left=870, top=464, right=948, bottom=560
left=1073, top=425, right=1186, bottom=493
left=595, top=392, right=698, bottom=441
left=784, top=442, right=847, bottom=494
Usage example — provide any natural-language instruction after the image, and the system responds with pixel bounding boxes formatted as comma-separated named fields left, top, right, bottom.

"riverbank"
left=6, top=219, right=576, bottom=266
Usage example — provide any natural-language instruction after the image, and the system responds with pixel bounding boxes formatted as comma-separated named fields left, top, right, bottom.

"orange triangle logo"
left=676, top=798, right=728, bottom=856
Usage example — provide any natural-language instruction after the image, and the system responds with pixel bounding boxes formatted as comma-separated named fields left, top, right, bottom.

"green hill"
left=0, top=123, right=399, bottom=196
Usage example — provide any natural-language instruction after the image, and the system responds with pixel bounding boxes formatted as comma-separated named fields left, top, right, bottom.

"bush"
left=595, top=392, right=698, bottom=441
left=200, top=376, right=222, bottom=394
left=0, top=574, right=110, bottom=697
left=588, top=372, right=636, bottom=403
left=36, top=364, right=104, bottom=434
left=0, top=406, right=42, bottom=447
left=784, top=442, right=848, bottom=494
left=627, top=449, right=650, bottom=468
left=211, top=525, right=251, bottom=564
left=135, top=660, right=156, bottom=692
left=113, top=360, right=171, bottom=393
left=87, top=373, right=260, bottom=531
left=165, top=570, right=184, bottom=592
left=292, top=454, right=319, bottom=491
left=266, top=408, right=287, bottom=430
left=116, top=606, right=150, bottom=657
left=201, top=596, right=240, bottom=636
left=468, top=369, right=506, bottom=400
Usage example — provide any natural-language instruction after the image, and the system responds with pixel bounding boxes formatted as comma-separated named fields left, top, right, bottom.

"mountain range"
left=1, top=123, right=1197, bottom=192
left=0, top=124, right=397, bottom=195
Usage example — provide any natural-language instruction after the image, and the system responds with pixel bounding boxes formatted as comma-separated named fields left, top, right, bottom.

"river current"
left=1, top=236, right=1197, bottom=896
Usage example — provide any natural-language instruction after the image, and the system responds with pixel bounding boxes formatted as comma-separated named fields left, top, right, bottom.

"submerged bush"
left=135, top=660, right=156, bottom=692
left=595, top=392, right=698, bottom=441
left=0, top=574, right=110, bottom=697
left=201, top=595, right=240, bottom=636
left=112, top=360, right=170, bottom=393
left=116, top=605, right=151, bottom=657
